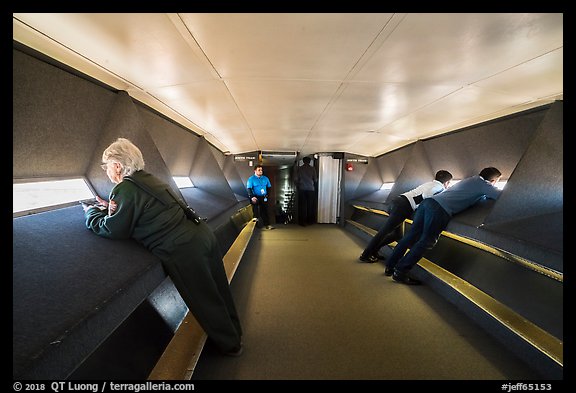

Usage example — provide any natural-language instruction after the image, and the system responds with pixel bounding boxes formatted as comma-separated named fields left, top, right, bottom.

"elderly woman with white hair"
left=82, top=137, right=243, bottom=356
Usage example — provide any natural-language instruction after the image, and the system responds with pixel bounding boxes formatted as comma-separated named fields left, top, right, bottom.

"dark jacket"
left=84, top=170, right=242, bottom=352
left=85, top=170, right=201, bottom=261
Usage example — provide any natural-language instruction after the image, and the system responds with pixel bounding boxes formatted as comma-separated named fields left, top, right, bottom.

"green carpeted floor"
left=192, top=224, right=540, bottom=380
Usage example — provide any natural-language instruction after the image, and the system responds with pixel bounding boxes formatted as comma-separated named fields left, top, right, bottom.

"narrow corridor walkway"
left=192, top=224, right=538, bottom=380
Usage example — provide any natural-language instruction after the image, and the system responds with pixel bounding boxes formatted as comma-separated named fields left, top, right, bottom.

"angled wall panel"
left=481, top=101, right=563, bottom=270
left=210, top=144, right=227, bottom=170
left=485, top=101, right=563, bottom=225
left=141, top=108, right=200, bottom=177
left=87, top=92, right=178, bottom=200
left=423, top=106, right=545, bottom=181
left=189, top=137, right=236, bottom=201
left=387, top=141, right=434, bottom=203
left=351, top=158, right=383, bottom=200
left=222, top=155, right=250, bottom=199
left=376, top=142, right=414, bottom=183
left=13, top=48, right=115, bottom=179
left=385, top=141, right=435, bottom=203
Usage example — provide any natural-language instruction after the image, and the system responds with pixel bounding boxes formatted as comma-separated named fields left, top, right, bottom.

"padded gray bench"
left=13, top=205, right=165, bottom=379
left=345, top=203, right=562, bottom=379
left=13, top=203, right=254, bottom=380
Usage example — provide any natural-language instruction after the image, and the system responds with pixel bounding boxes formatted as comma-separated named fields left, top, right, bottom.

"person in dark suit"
left=386, top=167, right=502, bottom=285
left=294, top=156, right=318, bottom=226
left=82, top=137, right=243, bottom=356
left=359, top=170, right=453, bottom=263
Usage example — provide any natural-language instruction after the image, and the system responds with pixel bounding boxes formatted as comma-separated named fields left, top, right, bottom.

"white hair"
left=102, top=137, right=145, bottom=176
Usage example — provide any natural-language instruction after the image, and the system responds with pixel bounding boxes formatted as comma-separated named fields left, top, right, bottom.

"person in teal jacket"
left=246, top=165, right=274, bottom=229
left=82, top=137, right=243, bottom=356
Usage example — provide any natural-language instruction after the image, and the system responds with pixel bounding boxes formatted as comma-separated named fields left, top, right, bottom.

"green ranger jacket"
left=85, top=170, right=198, bottom=261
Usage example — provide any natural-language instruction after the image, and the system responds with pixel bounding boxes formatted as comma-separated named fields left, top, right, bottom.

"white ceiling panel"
left=227, top=80, right=341, bottom=130
left=473, top=49, right=563, bottom=100
left=207, top=127, right=258, bottom=154
left=252, top=129, right=311, bottom=152
left=382, top=85, right=542, bottom=142
left=315, top=81, right=460, bottom=132
left=14, top=13, right=216, bottom=87
left=347, top=133, right=414, bottom=156
left=353, top=13, right=563, bottom=84
left=179, top=13, right=394, bottom=80
left=306, top=129, right=374, bottom=151
left=149, top=80, right=248, bottom=136
left=13, top=13, right=563, bottom=158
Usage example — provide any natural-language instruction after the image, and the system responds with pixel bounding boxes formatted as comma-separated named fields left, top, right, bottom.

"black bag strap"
left=124, top=176, right=202, bottom=224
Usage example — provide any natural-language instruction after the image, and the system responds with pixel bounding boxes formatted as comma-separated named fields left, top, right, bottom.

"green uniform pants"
left=161, top=222, right=242, bottom=353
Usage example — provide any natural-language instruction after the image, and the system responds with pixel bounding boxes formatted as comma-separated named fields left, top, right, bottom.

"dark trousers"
left=361, top=195, right=412, bottom=258
left=252, top=196, right=270, bottom=226
left=161, top=222, right=242, bottom=353
left=386, top=198, right=451, bottom=274
left=298, top=190, right=316, bottom=225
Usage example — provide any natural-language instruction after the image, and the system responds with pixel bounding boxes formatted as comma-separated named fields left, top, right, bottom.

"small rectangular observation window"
left=13, top=178, right=95, bottom=214
left=173, top=176, right=194, bottom=188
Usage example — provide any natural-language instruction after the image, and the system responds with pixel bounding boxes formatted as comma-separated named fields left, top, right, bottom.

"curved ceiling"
left=13, top=13, right=563, bottom=157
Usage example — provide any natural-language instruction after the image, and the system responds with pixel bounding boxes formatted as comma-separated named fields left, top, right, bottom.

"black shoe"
left=392, top=271, right=421, bottom=285
left=384, top=266, right=394, bottom=276
left=359, top=254, right=378, bottom=263
left=222, top=343, right=244, bottom=357
left=376, top=254, right=386, bottom=260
